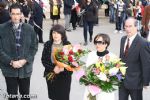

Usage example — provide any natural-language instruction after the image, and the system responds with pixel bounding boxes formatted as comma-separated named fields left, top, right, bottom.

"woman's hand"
left=53, top=66, right=64, bottom=74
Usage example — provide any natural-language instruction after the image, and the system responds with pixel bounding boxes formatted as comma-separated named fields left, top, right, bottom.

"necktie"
left=124, top=38, right=130, bottom=56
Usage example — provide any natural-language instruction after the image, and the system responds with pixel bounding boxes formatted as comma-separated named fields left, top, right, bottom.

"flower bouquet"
left=79, top=58, right=127, bottom=100
left=46, top=44, right=90, bottom=81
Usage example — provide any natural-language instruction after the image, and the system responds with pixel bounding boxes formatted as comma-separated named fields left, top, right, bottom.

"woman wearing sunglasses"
left=83, top=33, right=118, bottom=100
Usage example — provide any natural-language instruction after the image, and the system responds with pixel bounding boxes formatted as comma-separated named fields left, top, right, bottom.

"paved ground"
left=0, top=16, right=150, bottom=100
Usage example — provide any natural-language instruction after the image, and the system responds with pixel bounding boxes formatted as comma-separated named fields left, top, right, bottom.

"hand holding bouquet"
left=46, top=44, right=90, bottom=81
left=79, top=58, right=127, bottom=100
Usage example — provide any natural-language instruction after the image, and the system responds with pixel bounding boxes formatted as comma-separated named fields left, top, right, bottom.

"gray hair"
left=125, top=17, right=138, bottom=27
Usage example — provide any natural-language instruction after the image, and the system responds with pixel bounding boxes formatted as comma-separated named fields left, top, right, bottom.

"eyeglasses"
left=10, top=13, right=21, bottom=16
left=94, top=41, right=106, bottom=45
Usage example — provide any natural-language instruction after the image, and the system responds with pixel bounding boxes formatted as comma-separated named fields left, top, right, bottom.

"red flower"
left=78, top=49, right=82, bottom=54
left=59, top=51, right=64, bottom=55
left=69, top=50, right=74, bottom=55
left=68, top=56, right=73, bottom=62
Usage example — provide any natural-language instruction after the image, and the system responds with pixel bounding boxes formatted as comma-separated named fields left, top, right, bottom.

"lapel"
left=120, top=36, right=126, bottom=57
left=127, top=34, right=139, bottom=56
left=7, top=22, right=16, bottom=46
left=121, top=34, right=139, bottom=57
left=20, top=23, right=25, bottom=46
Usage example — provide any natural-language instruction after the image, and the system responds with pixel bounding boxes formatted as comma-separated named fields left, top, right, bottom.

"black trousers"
left=83, top=20, right=94, bottom=42
left=5, top=77, right=30, bottom=100
left=119, top=85, right=143, bottom=100
left=34, top=23, right=43, bottom=43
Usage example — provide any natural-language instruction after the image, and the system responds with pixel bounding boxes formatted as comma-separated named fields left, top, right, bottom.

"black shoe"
left=39, top=41, right=44, bottom=43
left=65, top=29, right=71, bottom=32
left=89, top=37, right=92, bottom=42
left=83, top=42, right=88, bottom=46
left=73, top=27, right=76, bottom=30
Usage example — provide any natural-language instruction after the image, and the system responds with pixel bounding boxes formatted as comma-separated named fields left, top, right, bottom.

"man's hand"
left=18, top=59, right=27, bottom=66
left=10, top=59, right=27, bottom=69
left=11, top=61, right=22, bottom=68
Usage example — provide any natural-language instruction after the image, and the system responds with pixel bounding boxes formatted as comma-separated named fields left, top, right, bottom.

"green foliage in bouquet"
left=80, top=59, right=127, bottom=93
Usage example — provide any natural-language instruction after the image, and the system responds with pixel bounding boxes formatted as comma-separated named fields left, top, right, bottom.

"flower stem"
left=88, top=93, right=96, bottom=100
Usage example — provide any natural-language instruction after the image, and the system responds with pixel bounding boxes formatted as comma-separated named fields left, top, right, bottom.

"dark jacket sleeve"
left=140, top=41, right=150, bottom=86
left=41, top=41, right=72, bottom=76
left=25, top=26, right=38, bottom=63
left=64, top=0, right=74, bottom=8
left=41, top=41, right=55, bottom=72
left=0, top=25, right=12, bottom=65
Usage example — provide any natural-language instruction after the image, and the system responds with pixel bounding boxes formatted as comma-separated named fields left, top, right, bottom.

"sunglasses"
left=94, top=41, right=106, bottom=45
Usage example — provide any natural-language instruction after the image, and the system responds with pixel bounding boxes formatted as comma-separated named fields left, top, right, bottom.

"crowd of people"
left=0, top=0, right=150, bottom=100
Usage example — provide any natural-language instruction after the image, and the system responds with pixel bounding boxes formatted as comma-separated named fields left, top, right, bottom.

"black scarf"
left=97, top=50, right=109, bottom=57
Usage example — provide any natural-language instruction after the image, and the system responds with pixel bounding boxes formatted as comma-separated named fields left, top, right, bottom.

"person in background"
left=147, top=20, right=150, bottom=41
left=41, top=24, right=73, bottom=100
left=81, top=0, right=97, bottom=46
left=0, top=1, right=10, bottom=24
left=114, top=0, right=125, bottom=34
left=70, top=0, right=78, bottom=30
left=32, top=0, right=44, bottom=43
left=0, top=3, right=38, bottom=100
left=119, top=17, right=150, bottom=100
left=109, top=0, right=115, bottom=23
left=49, top=0, right=62, bottom=26
left=142, top=3, right=150, bottom=38
left=63, top=0, right=74, bottom=32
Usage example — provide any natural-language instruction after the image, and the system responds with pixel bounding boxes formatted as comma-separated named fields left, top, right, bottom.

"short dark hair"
left=49, top=24, right=68, bottom=42
left=94, top=33, right=110, bottom=49
left=9, top=3, right=22, bottom=13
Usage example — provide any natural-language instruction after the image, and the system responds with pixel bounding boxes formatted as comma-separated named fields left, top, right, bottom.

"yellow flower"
left=100, top=64, right=105, bottom=72
left=120, top=67, right=127, bottom=75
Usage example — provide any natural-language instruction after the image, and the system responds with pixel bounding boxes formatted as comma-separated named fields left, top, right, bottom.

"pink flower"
left=73, top=44, right=81, bottom=52
left=72, top=61, right=79, bottom=67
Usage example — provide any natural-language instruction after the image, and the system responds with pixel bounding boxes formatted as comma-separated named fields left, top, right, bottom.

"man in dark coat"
left=0, top=4, right=38, bottom=100
left=119, top=17, right=150, bottom=100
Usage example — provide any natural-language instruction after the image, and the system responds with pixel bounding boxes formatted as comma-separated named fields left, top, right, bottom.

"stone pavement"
left=0, top=17, right=150, bottom=100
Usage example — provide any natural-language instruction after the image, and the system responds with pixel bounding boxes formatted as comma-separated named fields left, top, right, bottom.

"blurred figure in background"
left=142, top=2, right=150, bottom=38
left=0, top=1, right=10, bottom=24
left=49, top=0, right=62, bottom=26
left=32, top=0, right=44, bottom=43
left=63, top=0, right=74, bottom=32
left=81, top=0, right=97, bottom=46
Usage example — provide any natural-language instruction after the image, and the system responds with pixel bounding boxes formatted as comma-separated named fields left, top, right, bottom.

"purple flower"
left=116, top=74, right=122, bottom=81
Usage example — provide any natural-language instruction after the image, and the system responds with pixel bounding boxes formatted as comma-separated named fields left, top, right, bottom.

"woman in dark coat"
left=81, top=0, right=97, bottom=46
left=41, top=24, right=72, bottom=100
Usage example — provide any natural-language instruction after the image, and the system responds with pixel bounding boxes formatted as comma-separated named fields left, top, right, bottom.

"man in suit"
left=119, top=17, right=150, bottom=100
left=0, top=4, right=38, bottom=100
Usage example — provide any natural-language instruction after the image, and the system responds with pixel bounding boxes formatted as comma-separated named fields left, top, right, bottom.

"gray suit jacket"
left=0, top=21, right=38, bottom=78
left=120, top=34, right=150, bottom=89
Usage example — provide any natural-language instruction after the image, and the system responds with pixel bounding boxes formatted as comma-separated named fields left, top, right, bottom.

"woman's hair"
left=94, top=33, right=110, bottom=48
left=49, top=24, right=68, bottom=42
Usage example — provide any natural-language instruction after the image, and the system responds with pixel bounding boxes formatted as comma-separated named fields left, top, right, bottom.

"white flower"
left=109, top=67, right=119, bottom=76
left=97, top=73, right=107, bottom=81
